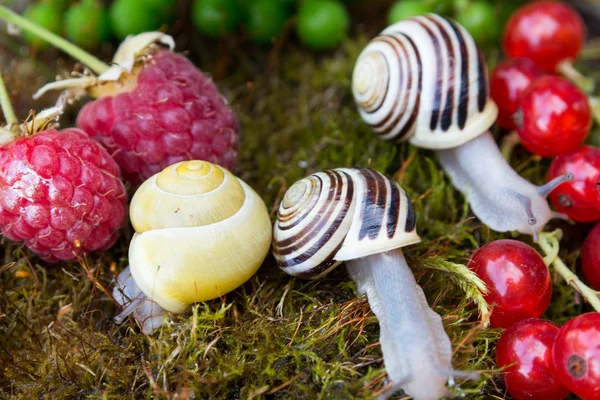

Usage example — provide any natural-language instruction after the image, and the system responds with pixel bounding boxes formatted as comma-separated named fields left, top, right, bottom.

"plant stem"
left=0, top=67, right=17, bottom=127
left=0, top=5, right=109, bottom=75
left=588, top=96, right=600, bottom=127
left=556, top=60, right=595, bottom=94
left=499, top=130, right=520, bottom=161
left=538, top=230, right=600, bottom=312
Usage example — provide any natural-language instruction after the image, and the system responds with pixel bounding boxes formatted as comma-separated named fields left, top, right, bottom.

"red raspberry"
left=77, top=51, right=239, bottom=184
left=0, top=128, right=127, bottom=262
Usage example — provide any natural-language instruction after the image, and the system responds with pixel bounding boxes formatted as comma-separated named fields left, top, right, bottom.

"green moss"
left=0, top=2, right=594, bottom=398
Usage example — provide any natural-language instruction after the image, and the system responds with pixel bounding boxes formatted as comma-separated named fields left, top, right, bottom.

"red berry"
left=581, top=223, right=600, bottom=290
left=503, top=1, right=585, bottom=73
left=553, top=313, right=600, bottom=399
left=547, top=146, right=600, bottom=222
left=496, top=318, right=570, bottom=400
left=77, top=50, right=239, bottom=184
left=468, top=240, right=552, bottom=328
left=516, top=76, right=591, bottom=157
left=0, top=128, right=127, bottom=261
left=490, top=58, right=544, bottom=130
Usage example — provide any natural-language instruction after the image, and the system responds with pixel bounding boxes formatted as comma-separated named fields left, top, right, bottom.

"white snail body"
left=352, top=14, right=571, bottom=240
left=274, top=168, right=476, bottom=400
left=113, top=160, right=272, bottom=334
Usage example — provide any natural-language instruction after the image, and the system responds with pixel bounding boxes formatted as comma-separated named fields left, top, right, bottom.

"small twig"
left=0, top=67, right=17, bottom=127
left=499, top=131, right=520, bottom=161
left=538, top=230, right=600, bottom=312
left=557, top=60, right=595, bottom=94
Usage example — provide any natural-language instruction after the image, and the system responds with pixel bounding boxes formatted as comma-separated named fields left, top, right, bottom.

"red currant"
left=490, top=58, right=544, bottom=130
left=547, top=146, right=600, bottom=222
left=553, top=313, right=600, bottom=400
left=496, top=318, right=570, bottom=400
left=516, top=76, right=591, bottom=157
left=503, top=1, right=585, bottom=73
left=582, top=223, right=600, bottom=290
left=468, top=240, right=552, bottom=328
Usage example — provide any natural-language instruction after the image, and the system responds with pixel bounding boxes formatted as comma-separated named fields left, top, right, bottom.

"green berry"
left=296, top=0, right=349, bottom=50
left=146, top=0, right=177, bottom=23
left=455, top=0, right=499, bottom=44
left=246, top=0, right=288, bottom=44
left=388, top=1, right=434, bottom=25
left=110, top=0, right=162, bottom=40
left=428, top=0, right=454, bottom=14
left=64, top=1, right=112, bottom=49
left=23, top=2, right=62, bottom=50
left=192, top=0, right=242, bottom=37
left=46, top=0, right=71, bottom=13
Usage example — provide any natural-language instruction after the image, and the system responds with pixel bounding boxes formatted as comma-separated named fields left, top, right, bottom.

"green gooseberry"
left=64, top=0, right=112, bottom=49
left=388, top=1, right=435, bottom=25
left=296, top=0, right=349, bottom=50
left=246, top=0, right=288, bottom=44
left=23, top=2, right=62, bottom=50
left=455, top=0, right=499, bottom=44
left=192, top=0, right=242, bottom=37
left=110, top=0, right=162, bottom=40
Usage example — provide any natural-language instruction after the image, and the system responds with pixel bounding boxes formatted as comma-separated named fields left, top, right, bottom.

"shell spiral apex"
left=130, top=160, right=246, bottom=233
left=352, top=13, right=498, bottom=150
left=273, top=168, right=420, bottom=279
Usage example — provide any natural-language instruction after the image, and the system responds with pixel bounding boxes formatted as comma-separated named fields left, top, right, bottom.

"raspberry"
left=0, top=128, right=127, bottom=262
left=77, top=51, right=239, bottom=184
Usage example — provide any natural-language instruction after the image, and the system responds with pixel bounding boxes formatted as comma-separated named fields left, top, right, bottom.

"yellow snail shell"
left=352, top=14, right=498, bottom=150
left=121, top=160, right=272, bottom=317
left=272, top=168, right=420, bottom=278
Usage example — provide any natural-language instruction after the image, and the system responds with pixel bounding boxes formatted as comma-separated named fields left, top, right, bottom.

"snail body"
left=352, top=14, right=571, bottom=240
left=113, top=160, right=272, bottom=333
left=274, top=168, right=476, bottom=400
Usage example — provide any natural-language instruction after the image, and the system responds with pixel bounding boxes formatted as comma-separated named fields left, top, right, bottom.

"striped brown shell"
left=272, top=168, right=420, bottom=279
left=352, top=14, right=498, bottom=150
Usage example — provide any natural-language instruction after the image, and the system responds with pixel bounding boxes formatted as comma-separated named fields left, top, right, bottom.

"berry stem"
left=0, top=5, right=109, bottom=75
left=0, top=67, right=17, bottom=128
left=556, top=60, right=595, bottom=94
left=588, top=96, right=600, bottom=127
left=538, top=230, right=600, bottom=312
left=500, top=130, right=520, bottom=161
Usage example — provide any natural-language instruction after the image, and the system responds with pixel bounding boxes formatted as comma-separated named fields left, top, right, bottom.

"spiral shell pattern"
left=273, top=168, right=420, bottom=279
left=352, top=14, right=498, bottom=150
left=127, top=160, right=272, bottom=312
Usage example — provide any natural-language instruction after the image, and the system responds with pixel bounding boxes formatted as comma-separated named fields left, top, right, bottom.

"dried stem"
left=538, top=230, right=600, bottom=312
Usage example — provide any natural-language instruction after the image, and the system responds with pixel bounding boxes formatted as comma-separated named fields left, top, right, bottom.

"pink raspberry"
left=0, top=128, right=127, bottom=262
left=77, top=51, right=239, bottom=184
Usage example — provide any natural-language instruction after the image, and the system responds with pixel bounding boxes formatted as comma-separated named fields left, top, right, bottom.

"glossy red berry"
left=503, top=1, right=585, bottom=73
left=547, top=146, right=600, bottom=222
left=516, top=76, right=591, bottom=157
left=77, top=50, right=239, bottom=184
left=468, top=240, right=552, bottom=328
left=581, top=223, right=600, bottom=290
left=553, top=313, right=600, bottom=400
left=496, top=318, right=570, bottom=400
left=490, top=58, right=544, bottom=130
left=0, top=129, right=127, bottom=261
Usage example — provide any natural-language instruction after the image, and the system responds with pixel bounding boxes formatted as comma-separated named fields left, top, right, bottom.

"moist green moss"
left=0, top=3, right=594, bottom=398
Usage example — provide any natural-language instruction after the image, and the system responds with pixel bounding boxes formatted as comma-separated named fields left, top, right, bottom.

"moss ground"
left=0, top=1, right=597, bottom=398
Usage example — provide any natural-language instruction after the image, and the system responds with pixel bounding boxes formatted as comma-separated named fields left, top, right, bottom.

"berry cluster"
left=467, top=240, right=600, bottom=399
left=387, top=0, right=504, bottom=45
left=490, top=1, right=600, bottom=223
left=24, top=0, right=176, bottom=49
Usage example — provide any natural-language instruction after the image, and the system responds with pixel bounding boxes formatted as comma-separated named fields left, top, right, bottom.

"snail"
left=273, top=168, right=477, bottom=400
left=351, top=14, right=572, bottom=241
left=113, top=160, right=272, bottom=334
